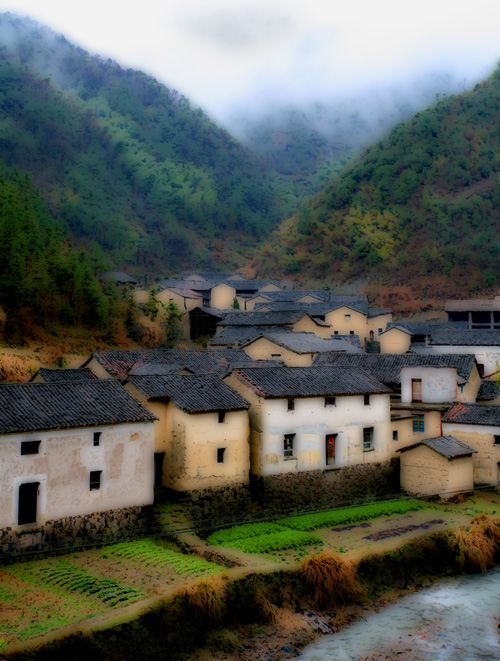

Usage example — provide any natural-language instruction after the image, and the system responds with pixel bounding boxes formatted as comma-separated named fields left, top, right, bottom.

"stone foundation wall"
left=0, top=505, right=155, bottom=562
left=183, top=460, right=400, bottom=529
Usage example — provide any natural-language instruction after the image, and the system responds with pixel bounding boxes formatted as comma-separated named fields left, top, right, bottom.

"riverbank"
left=2, top=493, right=500, bottom=660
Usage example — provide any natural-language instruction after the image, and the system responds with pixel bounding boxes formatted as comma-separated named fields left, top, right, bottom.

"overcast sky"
left=2, top=0, right=500, bottom=123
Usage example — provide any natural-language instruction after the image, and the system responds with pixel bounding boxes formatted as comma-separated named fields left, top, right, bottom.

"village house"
left=0, top=380, right=156, bottom=532
left=424, top=329, right=500, bottom=378
left=238, top=332, right=362, bottom=366
left=398, top=435, right=477, bottom=496
left=446, top=295, right=500, bottom=329
left=212, top=310, right=334, bottom=342
left=134, top=286, right=202, bottom=311
left=312, top=352, right=482, bottom=454
left=378, top=321, right=467, bottom=354
left=442, top=402, right=500, bottom=486
left=123, top=373, right=250, bottom=492
left=224, top=366, right=392, bottom=477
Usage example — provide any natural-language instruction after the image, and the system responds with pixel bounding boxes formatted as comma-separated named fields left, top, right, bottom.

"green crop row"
left=103, top=540, right=222, bottom=576
left=225, top=530, right=322, bottom=554
left=8, top=561, right=143, bottom=607
left=207, top=522, right=289, bottom=546
left=276, top=499, right=425, bottom=531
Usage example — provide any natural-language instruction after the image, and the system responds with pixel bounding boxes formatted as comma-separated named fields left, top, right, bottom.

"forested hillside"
left=0, top=13, right=292, bottom=272
left=255, top=66, right=500, bottom=303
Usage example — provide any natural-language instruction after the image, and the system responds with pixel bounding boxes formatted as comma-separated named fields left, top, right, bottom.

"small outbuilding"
left=398, top=435, right=476, bottom=497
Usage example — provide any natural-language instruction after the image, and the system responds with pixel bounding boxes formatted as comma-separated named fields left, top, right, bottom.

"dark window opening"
left=413, top=415, right=424, bottom=433
left=326, top=434, right=337, bottom=466
left=93, top=432, right=101, bottom=446
left=284, top=434, right=295, bottom=458
left=334, top=330, right=339, bottom=335
left=325, top=397, right=336, bottom=406
left=363, top=427, right=374, bottom=451
left=21, top=440, right=41, bottom=455
left=364, top=394, right=370, bottom=406
left=478, top=364, right=485, bottom=377
left=217, top=448, right=226, bottom=463
left=218, top=410, right=226, bottom=423
left=18, top=482, right=39, bottom=526
left=154, top=452, right=165, bottom=488
left=494, top=435, right=500, bottom=445
left=89, top=470, right=102, bottom=491
left=393, top=430, right=398, bottom=441
left=287, top=398, right=295, bottom=411
left=349, top=330, right=354, bottom=335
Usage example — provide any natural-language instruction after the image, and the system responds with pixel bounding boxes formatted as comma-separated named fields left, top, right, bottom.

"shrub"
left=180, top=575, right=228, bottom=624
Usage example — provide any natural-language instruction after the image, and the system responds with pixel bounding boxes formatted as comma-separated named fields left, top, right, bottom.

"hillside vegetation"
left=0, top=13, right=293, bottom=272
left=255, top=66, right=500, bottom=303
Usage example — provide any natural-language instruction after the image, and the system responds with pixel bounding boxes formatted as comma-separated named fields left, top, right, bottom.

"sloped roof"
left=477, top=380, right=500, bottom=402
left=127, top=374, right=249, bottom=413
left=368, top=307, right=392, bottom=318
left=218, top=311, right=320, bottom=327
left=0, top=380, right=156, bottom=434
left=383, top=320, right=468, bottom=336
left=181, top=271, right=246, bottom=282
left=252, top=294, right=369, bottom=315
left=312, top=353, right=476, bottom=385
left=398, top=435, right=476, bottom=459
left=442, top=401, right=500, bottom=426
left=32, top=368, right=98, bottom=383
left=430, top=330, right=500, bottom=346
left=232, top=366, right=391, bottom=398
left=101, top=271, right=138, bottom=284
left=161, top=287, right=202, bottom=299
left=249, top=290, right=331, bottom=303
left=241, top=332, right=363, bottom=354
left=209, top=325, right=293, bottom=346
left=446, top=297, right=500, bottom=312
left=159, top=279, right=213, bottom=292
left=86, top=348, right=260, bottom=379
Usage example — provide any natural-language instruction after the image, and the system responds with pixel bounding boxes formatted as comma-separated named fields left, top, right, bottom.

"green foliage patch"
left=7, top=560, right=142, bottom=606
left=224, top=530, right=322, bottom=554
left=207, top=522, right=289, bottom=546
left=102, top=540, right=223, bottom=577
left=277, top=499, right=425, bottom=531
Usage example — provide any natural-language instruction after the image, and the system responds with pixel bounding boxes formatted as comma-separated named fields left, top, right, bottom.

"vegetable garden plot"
left=223, top=530, right=322, bottom=554
left=277, top=499, right=425, bottom=531
left=6, top=560, right=143, bottom=607
left=207, top=522, right=290, bottom=546
left=102, top=539, right=224, bottom=577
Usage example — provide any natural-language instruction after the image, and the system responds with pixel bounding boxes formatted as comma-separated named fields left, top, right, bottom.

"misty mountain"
left=0, top=13, right=293, bottom=272
left=254, top=66, right=500, bottom=306
left=228, top=73, right=461, bottom=197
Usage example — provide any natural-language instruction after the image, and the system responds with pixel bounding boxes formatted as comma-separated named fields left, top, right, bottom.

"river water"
left=299, top=566, right=500, bottom=660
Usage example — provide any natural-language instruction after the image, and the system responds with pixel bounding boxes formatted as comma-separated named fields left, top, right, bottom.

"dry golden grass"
left=0, top=354, right=35, bottom=382
left=302, top=551, right=364, bottom=608
left=252, top=587, right=280, bottom=624
left=180, top=575, right=228, bottom=624
left=445, top=515, right=500, bottom=573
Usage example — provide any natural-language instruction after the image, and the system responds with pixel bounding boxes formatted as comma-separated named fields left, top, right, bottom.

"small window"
left=89, top=470, right=102, bottom=491
left=271, top=353, right=282, bottom=358
left=93, top=432, right=102, bottom=446
left=325, top=397, right=336, bottom=406
left=218, top=410, right=226, bottom=423
left=363, top=427, right=374, bottom=451
left=494, top=435, right=500, bottom=446
left=334, top=330, right=339, bottom=335
left=21, top=440, right=41, bottom=455
left=412, top=415, right=424, bottom=433
left=287, top=398, right=295, bottom=411
left=349, top=330, right=354, bottom=335
left=393, top=430, right=398, bottom=441
left=478, top=364, right=485, bottom=377
left=284, top=434, right=295, bottom=458
left=217, top=448, right=225, bottom=463
left=345, top=314, right=351, bottom=320
left=364, top=394, right=370, bottom=406
left=378, top=328, right=383, bottom=335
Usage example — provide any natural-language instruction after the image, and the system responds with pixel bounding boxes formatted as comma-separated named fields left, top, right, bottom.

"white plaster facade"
left=0, top=422, right=155, bottom=530
left=400, top=365, right=480, bottom=405
left=429, top=344, right=500, bottom=378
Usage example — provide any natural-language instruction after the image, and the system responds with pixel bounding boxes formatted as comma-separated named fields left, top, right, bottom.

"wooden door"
left=326, top=434, right=337, bottom=466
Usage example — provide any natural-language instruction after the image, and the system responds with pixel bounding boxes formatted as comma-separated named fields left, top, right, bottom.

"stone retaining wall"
left=184, top=460, right=400, bottom=528
left=0, top=505, right=154, bottom=562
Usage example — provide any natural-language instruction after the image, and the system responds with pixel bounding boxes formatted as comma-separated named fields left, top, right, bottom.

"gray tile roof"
left=398, top=435, right=477, bottom=459
left=101, top=271, right=138, bottom=284
left=32, top=368, right=98, bottom=383
left=249, top=290, right=332, bottom=303
left=442, top=402, right=500, bottom=426
left=384, top=321, right=468, bottom=335
left=477, top=380, right=500, bottom=401
left=368, top=307, right=392, bottom=318
left=161, top=287, right=202, bottom=299
left=0, top=380, right=156, bottom=434
left=312, top=353, right=476, bottom=385
left=127, top=374, right=249, bottom=413
left=241, top=332, right=363, bottom=354
left=430, top=330, right=500, bottom=346
left=159, top=279, right=212, bottom=292
left=218, top=311, right=320, bottom=327
left=445, top=298, right=500, bottom=312
left=86, top=349, right=260, bottom=379
left=252, top=294, right=369, bottom=315
left=232, top=366, right=391, bottom=398
left=209, top=325, right=293, bottom=346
